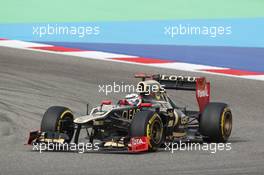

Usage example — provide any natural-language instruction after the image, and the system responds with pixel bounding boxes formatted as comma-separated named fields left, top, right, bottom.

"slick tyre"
left=41, top=106, right=74, bottom=143
left=200, top=102, right=232, bottom=143
left=130, top=111, right=164, bottom=151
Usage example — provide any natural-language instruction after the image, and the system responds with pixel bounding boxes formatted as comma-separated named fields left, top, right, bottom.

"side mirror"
left=100, top=100, right=112, bottom=111
left=101, top=100, right=112, bottom=105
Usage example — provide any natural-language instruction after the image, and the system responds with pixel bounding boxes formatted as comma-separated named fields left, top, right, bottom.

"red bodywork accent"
left=128, top=136, right=149, bottom=153
left=139, top=103, right=152, bottom=108
left=134, top=72, right=152, bottom=78
left=195, top=77, right=210, bottom=112
left=26, top=130, right=40, bottom=145
left=101, top=100, right=112, bottom=105
left=134, top=72, right=153, bottom=81
left=118, top=99, right=129, bottom=106
left=134, top=72, right=152, bottom=81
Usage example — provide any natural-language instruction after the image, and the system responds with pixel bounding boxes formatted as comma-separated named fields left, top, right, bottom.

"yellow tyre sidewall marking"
left=221, top=108, right=231, bottom=139
left=57, top=110, right=73, bottom=131
left=146, top=113, right=163, bottom=148
left=173, top=110, right=179, bottom=127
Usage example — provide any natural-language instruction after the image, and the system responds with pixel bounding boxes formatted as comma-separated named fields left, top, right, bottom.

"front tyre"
left=200, top=102, right=232, bottom=143
left=130, top=111, right=164, bottom=151
left=41, top=106, right=74, bottom=143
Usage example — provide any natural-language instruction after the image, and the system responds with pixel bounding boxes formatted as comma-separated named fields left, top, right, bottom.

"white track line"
left=0, top=39, right=263, bottom=81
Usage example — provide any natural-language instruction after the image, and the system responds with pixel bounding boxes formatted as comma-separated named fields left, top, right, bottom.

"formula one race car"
left=27, top=73, right=233, bottom=153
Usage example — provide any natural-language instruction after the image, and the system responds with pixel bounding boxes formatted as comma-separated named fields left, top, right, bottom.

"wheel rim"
left=223, top=111, right=232, bottom=138
left=59, top=116, right=74, bottom=142
left=150, top=120, right=163, bottom=144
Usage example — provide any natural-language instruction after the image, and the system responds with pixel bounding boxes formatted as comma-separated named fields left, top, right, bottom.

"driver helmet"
left=125, top=93, right=141, bottom=106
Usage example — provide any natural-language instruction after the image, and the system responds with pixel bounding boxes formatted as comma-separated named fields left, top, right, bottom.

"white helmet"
left=125, top=93, right=141, bottom=106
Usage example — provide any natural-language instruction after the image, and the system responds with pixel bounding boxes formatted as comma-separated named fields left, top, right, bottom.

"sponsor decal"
left=195, top=77, right=210, bottom=112
left=197, top=86, right=209, bottom=97
left=129, top=136, right=149, bottom=152
left=131, top=138, right=145, bottom=145
left=160, top=75, right=196, bottom=82
left=122, top=108, right=140, bottom=120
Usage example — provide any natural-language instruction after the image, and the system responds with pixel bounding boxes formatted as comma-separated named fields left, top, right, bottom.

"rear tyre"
left=41, top=106, right=74, bottom=143
left=200, top=102, right=232, bottom=143
left=130, top=111, right=164, bottom=151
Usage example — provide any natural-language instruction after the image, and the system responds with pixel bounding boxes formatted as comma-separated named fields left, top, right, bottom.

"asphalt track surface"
left=0, top=46, right=264, bottom=175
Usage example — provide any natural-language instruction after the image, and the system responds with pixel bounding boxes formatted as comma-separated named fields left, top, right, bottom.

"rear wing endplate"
left=135, top=73, right=210, bottom=112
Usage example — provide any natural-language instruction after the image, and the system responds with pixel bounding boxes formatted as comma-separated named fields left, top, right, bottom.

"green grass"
left=1, top=0, right=264, bottom=23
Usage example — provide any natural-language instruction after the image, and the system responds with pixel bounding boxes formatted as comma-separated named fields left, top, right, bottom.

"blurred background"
left=1, top=0, right=264, bottom=71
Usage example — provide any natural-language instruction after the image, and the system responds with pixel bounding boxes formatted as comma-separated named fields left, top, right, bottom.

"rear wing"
left=135, top=73, right=210, bottom=112
left=152, top=74, right=197, bottom=91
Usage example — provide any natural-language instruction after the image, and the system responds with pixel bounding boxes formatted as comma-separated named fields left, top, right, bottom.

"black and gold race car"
left=27, top=73, right=232, bottom=153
